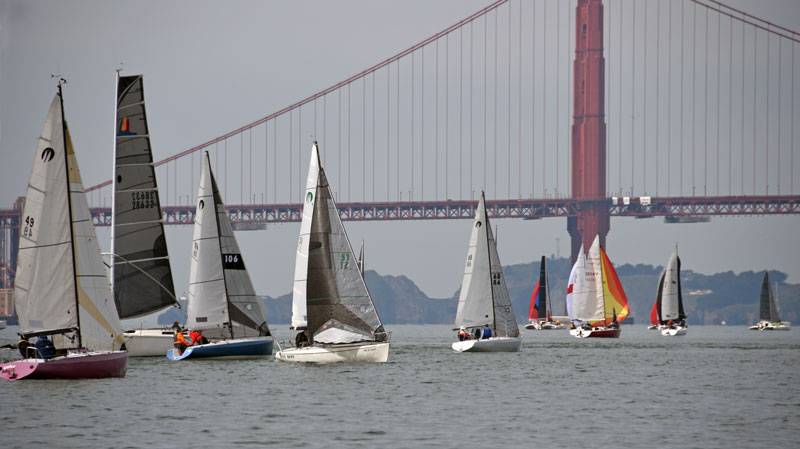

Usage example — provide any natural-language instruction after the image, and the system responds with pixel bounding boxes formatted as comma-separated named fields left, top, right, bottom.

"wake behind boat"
left=451, top=192, right=521, bottom=353
left=110, top=73, right=181, bottom=356
left=566, top=235, right=629, bottom=339
left=171, top=153, right=273, bottom=361
left=649, top=246, right=688, bottom=336
left=275, top=142, right=389, bottom=364
left=748, top=273, right=790, bottom=331
left=0, top=83, right=127, bottom=381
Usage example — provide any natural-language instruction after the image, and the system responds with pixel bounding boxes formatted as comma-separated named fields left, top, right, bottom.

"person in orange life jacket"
left=189, top=329, right=209, bottom=346
left=174, top=330, right=190, bottom=354
left=458, top=326, right=470, bottom=341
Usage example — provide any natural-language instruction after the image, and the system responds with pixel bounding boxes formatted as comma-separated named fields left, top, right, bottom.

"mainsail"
left=293, top=142, right=386, bottom=344
left=16, top=91, right=124, bottom=351
left=759, top=272, right=781, bottom=323
left=186, top=154, right=270, bottom=339
left=455, top=192, right=519, bottom=338
left=111, top=74, right=177, bottom=319
left=568, top=235, right=629, bottom=327
left=529, top=256, right=549, bottom=321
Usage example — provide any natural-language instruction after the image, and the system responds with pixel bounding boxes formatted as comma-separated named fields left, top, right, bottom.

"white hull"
left=524, top=321, right=565, bottom=330
left=661, top=326, right=688, bottom=336
left=749, top=321, right=791, bottom=331
left=275, top=341, right=389, bottom=363
left=451, top=337, right=521, bottom=352
left=122, top=328, right=176, bottom=357
left=0, top=320, right=6, bottom=330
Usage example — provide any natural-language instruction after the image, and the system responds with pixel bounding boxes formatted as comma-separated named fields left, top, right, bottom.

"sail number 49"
left=23, top=216, right=35, bottom=238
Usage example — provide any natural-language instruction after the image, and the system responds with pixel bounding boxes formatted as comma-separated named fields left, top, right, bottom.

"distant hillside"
left=159, top=259, right=799, bottom=326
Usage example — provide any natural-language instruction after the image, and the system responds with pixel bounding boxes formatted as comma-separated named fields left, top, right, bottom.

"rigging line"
left=741, top=19, right=745, bottom=195
left=729, top=13, right=733, bottom=195
left=397, top=60, right=400, bottom=200
left=508, top=0, right=511, bottom=199
left=436, top=38, right=440, bottom=200
left=619, top=0, right=623, bottom=195
left=363, top=76, right=366, bottom=202
left=556, top=0, right=560, bottom=197
left=608, top=0, right=611, bottom=195
left=412, top=50, right=415, bottom=201
left=777, top=37, right=781, bottom=195
left=273, top=120, right=276, bottom=203
left=240, top=130, right=243, bottom=203
left=532, top=0, right=536, bottom=197
left=643, top=0, right=648, bottom=194
left=422, top=46, right=425, bottom=201
left=754, top=27, right=757, bottom=194
left=717, top=5, right=722, bottom=195
left=632, top=0, right=636, bottom=196
left=680, top=0, right=684, bottom=197
left=373, top=72, right=375, bottom=201
left=471, top=20, right=474, bottom=199
left=656, top=0, right=660, bottom=196
left=668, top=0, right=672, bottom=196
left=264, top=120, right=267, bottom=202
left=348, top=83, right=351, bottom=201
left=518, top=1, right=521, bottom=199
left=387, top=63, right=390, bottom=200
left=486, top=12, right=489, bottom=193
left=705, top=5, right=709, bottom=196
left=692, top=0, right=696, bottom=197
left=460, top=26, right=464, bottom=200
left=290, top=110, right=293, bottom=203
left=447, top=35, right=449, bottom=200
left=543, top=0, right=547, bottom=197
left=496, top=8, right=499, bottom=199
left=766, top=28, right=770, bottom=195
left=792, top=38, right=795, bottom=193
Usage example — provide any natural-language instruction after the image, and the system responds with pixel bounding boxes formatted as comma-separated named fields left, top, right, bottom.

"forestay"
left=112, top=74, right=176, bottom=319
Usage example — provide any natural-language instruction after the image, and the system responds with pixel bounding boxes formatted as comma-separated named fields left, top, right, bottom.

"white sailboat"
left=1, top=83, right=127, bottom=380
left=110, top=73, right=181, bottom=356
left=649, top=246, right=688, bottom=336
left=275, top=142, right=390, bottom=363
left=168, top=153, right=273, bottom=360
left=748, top=273, right=790, bottom=331
left=452, top=192, right=521, bottom=352
left=566, top=235, right=629, bottom=338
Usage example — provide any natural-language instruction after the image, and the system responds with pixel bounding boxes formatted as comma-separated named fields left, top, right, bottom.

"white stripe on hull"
left=275, top=342, right=389, bottom=363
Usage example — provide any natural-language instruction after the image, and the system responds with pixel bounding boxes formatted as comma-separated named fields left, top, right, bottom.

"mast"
left=110, top=69, right=120, bottom=304
left=483, top=193, right=496, bottom=330
left=58, top=80, right=83, bottom=348
left=206, top=152, right=235, bottom=339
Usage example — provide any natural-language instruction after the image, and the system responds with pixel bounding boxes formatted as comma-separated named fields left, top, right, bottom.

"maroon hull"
left=585, top=328, right=621, bottom=338
left=0, top=351, right=128, bottom=381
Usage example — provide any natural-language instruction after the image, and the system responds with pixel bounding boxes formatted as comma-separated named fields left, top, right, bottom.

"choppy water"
left=1, top=324, right=797, bottom=448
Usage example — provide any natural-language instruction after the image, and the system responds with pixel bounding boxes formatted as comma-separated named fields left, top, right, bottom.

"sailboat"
left=274, top=142, right=390, bottom=363
left=0, top=83, right=128, bottom=380
left=110, top=73, right=181, bottom=356
left=648, top=246, right=688, bottom=336
left=167, top=153, right=273, bottom=360
left=451, top=192, right=521, bottom=352
left=524, top=256, right=564, bottom=330
left=748, top=273, right=790, bottom=331
left=566, top=235, right=629, bottom=338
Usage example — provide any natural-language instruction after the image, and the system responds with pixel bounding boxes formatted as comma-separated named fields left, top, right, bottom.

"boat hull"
left=524, top=321, right=565, bottom=330
left=275, top=341, right=390, bottom=363
left=166, top=337, right=273, bottom=361
left=749, top=321, right=791, bottom=331
left=123, top=328, right=177, bottom=357
left=0, top=350, right=128, bottom=381
left=661, top=326, right=688, bottom=336
left=451, top=337, right=522, bottom=352
left=569, top=327, right=621, bottom=338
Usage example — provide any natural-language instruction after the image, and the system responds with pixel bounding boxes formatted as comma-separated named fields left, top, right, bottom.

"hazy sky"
left=1, top=0, right=799, bottom=309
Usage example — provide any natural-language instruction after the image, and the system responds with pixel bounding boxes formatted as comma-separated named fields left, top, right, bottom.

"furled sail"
left=291, top=145, right=320, bottom=330
left=16, top=93, right=123, bottom=351
left=187, top=154, right=270, bottom=339
left=301, top=143, right=386, bottom=344
left=112, top=74, right=177, bottom=319
left=759, top=272, right=780, bottom=323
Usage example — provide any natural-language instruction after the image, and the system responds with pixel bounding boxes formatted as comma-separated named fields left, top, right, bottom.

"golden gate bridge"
left=1, top=0, right=799, bottom=289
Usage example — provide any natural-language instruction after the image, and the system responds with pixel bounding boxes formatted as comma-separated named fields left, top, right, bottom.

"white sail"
left=291, top=142, right=320, bottom=330
left=661, top=246, right=680, bottom=320
left=586, top=235, right=605, bottom=323
left=187, top=156, right=227, bottom=333
left=565, top=243, right=584, bottom=319
left=455, top=193, right=494, bottom=328
left=16, top=94, right=123, bottom=351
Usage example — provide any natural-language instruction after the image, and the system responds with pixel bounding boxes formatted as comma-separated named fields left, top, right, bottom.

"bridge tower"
left=568, top=0, right=609, bottom=262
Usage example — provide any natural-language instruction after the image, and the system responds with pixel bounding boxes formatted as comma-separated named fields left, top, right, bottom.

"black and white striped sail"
left=759, top=272, right=781, bottom=323
left=455, top=192, right=519, bottom=338
left=186, top=154, right=270, bottom=339
left=656, top=246, right=684, bottom=322
left=16, top=93, right=124, bottom=351
left=112, top=74, right=177, bottom=319
left=291, top=142, right=386, bottom=344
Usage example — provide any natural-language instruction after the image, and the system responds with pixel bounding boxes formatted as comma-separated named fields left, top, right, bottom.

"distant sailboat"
left=452, top=192, right=521, bottom=352
left=0, top=83, right=127, bottom=380
left=275, top=142, right=390, bottom=363
left=168, top=153, right=273, bottom=360
left=524, top=256, right=564, bottom=330
left=110, top=73, right=181, bottom=356
left=566, top=235, right=629, bottom=338
left=748, top=273, right=790, bottom=331
left=649, top=246, right=688, bottom=336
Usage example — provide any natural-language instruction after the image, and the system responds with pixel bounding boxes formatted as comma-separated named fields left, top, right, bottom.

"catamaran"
left=648, top=246, right=688, bottom=336
left=748, top=273, right=790, bottom=331
left=274, top=142, right=390, bottom=363
left=451, top=192, right=521, bottom=352
left=167, top=153, right=273, bottom=360
left=0, top=83, right=128, bottom=380
left=566, top=235, right=629, bottom=338
left=110, top=73, right=181, bottom=356
left=524, top=256, right=564, bottom=330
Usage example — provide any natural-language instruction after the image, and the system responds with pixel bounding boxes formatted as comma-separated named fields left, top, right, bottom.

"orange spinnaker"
left=600, top=247, right=629, bottom=325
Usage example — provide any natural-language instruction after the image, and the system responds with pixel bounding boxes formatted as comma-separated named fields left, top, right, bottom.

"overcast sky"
left=1, top=0, right=799, bottom=311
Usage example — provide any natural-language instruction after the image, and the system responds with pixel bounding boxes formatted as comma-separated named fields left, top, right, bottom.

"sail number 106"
left=222, top=253, right=245, bottom=270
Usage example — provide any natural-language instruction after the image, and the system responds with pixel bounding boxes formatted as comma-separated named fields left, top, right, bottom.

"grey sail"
left=305, top=144, right=385, bottom=344
left=487, top=219, right=519, bottom=338
left=112, top=74, right=177, bottom=319
left=759, top=273, right=780, bottom=323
